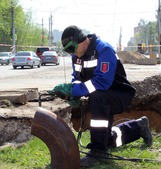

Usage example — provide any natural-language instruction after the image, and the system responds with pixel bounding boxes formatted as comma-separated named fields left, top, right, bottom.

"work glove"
left=47, top=83, right=72, bottom=97
left=66, top=98, right=81, bottom=108
left=47, top=83, right=81, bottom=108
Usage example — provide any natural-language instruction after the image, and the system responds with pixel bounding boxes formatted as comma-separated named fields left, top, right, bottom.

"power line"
left=22, top=7, right=157, bottom=16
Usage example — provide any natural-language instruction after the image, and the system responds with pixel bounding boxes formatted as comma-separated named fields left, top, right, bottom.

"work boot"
left=80, top=150, right=107, bottom=167
left=136, top=116, right=152, bottom=147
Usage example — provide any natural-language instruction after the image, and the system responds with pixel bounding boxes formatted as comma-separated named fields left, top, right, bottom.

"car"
left=36, top=47, right=56, bottom=59
left=36, top=47, right=50, bottom=59
left=0, top=52, right=15, bottom=65
left=12, top=51, right=41, bottom=69
left=41, top=51, right=60, bottom=65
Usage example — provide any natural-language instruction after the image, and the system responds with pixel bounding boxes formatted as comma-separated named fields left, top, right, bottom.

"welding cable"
left=76, top=102, right=88, bottom=148
left=80, top=149, right=161, bottom=163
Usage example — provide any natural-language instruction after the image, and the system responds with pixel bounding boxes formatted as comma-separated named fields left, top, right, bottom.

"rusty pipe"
left=31, top=107, right=80, bottom=169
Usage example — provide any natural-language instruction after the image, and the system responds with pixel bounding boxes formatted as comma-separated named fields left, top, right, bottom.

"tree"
left=14, top=2, right=48, bottom=51
left=0, top=0, right=13, bottom=46
left=0, top=0, right=48, bottom=52
left=131, top=19, right=158, bottom=53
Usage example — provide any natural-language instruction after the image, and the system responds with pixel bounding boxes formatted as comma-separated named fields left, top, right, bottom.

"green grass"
left=0, top=138, right=51, bottom=169
left=0, top=131, right=161, bottom=169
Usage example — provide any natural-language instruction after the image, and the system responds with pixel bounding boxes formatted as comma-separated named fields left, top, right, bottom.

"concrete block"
left=0, top=88, right=39, bottom=104
left=0, top=92, right=27, bottom=104
left=18, top=88, right=39, bottom=101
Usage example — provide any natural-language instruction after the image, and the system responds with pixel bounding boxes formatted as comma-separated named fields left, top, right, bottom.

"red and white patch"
left=100, top=62, right=109, bottom=73
left=76, top=59, right=81, bottom=64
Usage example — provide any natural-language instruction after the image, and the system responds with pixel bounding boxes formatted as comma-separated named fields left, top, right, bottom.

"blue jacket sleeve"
left=71, top=46, right=117, bottom=97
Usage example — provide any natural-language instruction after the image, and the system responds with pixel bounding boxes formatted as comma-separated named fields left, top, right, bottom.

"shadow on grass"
left=79, top=159, right=125, bottom=169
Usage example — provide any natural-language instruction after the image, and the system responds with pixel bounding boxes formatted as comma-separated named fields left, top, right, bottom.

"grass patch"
left=0, top=138, right=51, bottom=169
left=0, top=131, right=160, bottom=169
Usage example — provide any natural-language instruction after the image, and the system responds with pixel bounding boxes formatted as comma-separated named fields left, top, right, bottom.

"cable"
left=80, top=149, right=161, bottom=163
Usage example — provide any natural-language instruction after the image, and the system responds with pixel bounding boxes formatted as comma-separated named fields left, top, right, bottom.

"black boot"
left=136, top=116, right=152, bottom=147
left=80, top=149, right=107, bottom=168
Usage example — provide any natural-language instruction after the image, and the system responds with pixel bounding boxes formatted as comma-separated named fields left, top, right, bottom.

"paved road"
left=0, top=56, right=161, bottom=91
left=124, top=63, right=161, bottom=81
left=0, top=57, right=73, bottom=91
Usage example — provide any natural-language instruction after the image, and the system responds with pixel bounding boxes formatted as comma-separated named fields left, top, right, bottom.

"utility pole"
left=42, top=18, right=44, bottom=46
left=48, top=17, right=51, bottom=46
left=119, top=27, right=122, bottom=51
left=146, top=24, right=149, bottom=53
left=158, top=0, right=161, bottom=58
left=48, top=14, right=53, bottom=47
left=11, top=1, right=16, bottom=53
left=50, top=13, right=53, bottom=46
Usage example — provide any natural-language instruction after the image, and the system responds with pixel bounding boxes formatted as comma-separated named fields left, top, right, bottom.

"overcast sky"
left=19, top=0, right=158, bottom=49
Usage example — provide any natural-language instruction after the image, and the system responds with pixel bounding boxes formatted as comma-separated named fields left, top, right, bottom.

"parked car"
left=0, top=52, right=14, bottom=65
left=41, top=51, right=60, bottom=65
left=36, top=47, right=50, bottom=59
left=12, top=51, right=41, bottom=69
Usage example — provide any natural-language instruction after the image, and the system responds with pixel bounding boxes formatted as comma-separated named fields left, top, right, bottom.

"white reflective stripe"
left=84, top=59, right=97, bottom=68
left=84, top=80, right=96, bottom=93
left=74, top=64, right=82, bottom=72
left=90, top=119, right=109, bottom=128
left=115, top=53, right=119, bottom=60
left=112, top=126, right=122, bottom=147
left=72, top=80, right=81, bottom=84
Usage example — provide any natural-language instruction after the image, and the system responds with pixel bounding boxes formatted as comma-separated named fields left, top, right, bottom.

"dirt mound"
left=117, top=51, right=146, bottom=63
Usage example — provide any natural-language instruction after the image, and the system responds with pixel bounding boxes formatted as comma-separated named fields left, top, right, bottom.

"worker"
left=48, top=25, right=152, bottom=167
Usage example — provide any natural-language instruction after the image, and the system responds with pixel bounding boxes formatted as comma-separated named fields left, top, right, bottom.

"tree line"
left=127, top=19, right=158, bottom=52
left=0, top=0, right=48, bottom=52
left=0, top=1, right=158, bottom=53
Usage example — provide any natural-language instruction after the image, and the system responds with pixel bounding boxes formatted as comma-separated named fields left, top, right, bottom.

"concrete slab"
left=0, top=92, right=27, bottom=104
left=0, top=88, right=39, bottom=104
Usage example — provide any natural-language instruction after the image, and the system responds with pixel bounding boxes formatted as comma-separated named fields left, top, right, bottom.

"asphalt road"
left=0, top=56, right=161, bottom=91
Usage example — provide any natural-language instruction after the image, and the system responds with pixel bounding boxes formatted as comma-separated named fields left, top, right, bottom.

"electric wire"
left=80, top=150, right=161, bottom=163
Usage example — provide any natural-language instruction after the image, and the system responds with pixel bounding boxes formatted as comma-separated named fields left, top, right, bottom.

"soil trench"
left=0, top=102, right=161, bottom=148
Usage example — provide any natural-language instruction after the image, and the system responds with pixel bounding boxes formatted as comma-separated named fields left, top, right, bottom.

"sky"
left=19, top=0, right=158, bottom=49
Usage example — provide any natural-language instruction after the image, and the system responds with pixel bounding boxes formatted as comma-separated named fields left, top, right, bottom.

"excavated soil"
left=117, top=51, right=146, bottom=63
left=0, top=95, right=161, bottom=149
left=0, top=98, right=72, bottom=148
left=114, top=110, right=161, bottom=133
left=0, top=51, right=161, bottom=148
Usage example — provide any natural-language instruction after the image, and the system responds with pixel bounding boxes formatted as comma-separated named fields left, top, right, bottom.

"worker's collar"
left=85, top=34, right=97, bottom=56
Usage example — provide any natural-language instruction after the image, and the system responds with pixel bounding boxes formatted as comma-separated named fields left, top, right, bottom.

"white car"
left=0, top=52, right=14, bottom=65
left=41, top=51, right=60, bottom=65
left=12, top=51, right=41, bottom=69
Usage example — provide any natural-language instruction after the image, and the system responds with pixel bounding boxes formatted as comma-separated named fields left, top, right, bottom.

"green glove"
left=47, top=83, right=81, bottom=108
left=47, top=83, right=72, bottom=96
left=66, top=98, right=81, bottom=108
